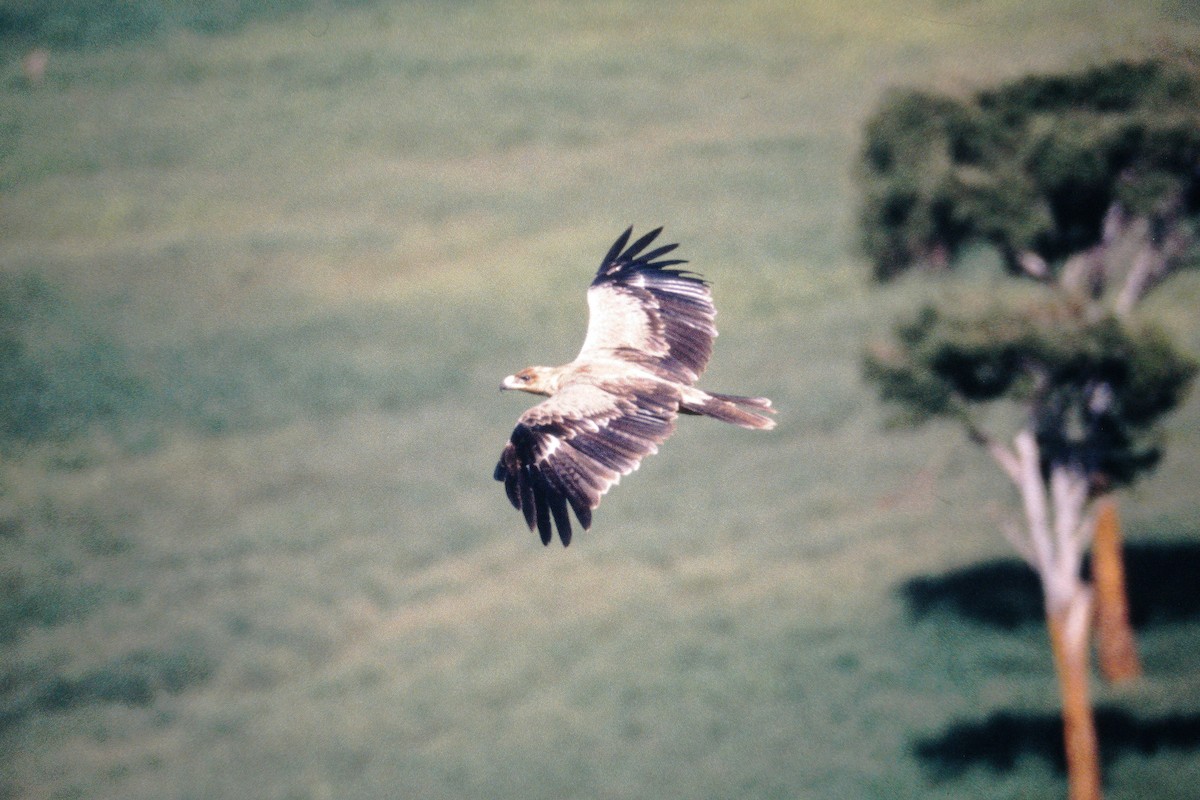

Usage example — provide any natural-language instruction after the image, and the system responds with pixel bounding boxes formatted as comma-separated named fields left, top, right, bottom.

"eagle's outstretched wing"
left=576, top=227, right=717, bottom=384
left=493, top=379, right=679, bottom=545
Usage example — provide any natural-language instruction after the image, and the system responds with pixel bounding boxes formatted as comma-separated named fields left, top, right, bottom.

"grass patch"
left=0, top=576, right=103, bottom=642
left=1, top=641, right=217, bottom=732
left=0, top=273, right=148, bottom=450
left=1, top=2, right=1199, bottom=799
left=0, top=0, right=355, bottom=49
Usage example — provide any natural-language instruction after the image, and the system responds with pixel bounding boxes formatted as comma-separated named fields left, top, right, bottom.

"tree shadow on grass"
left=915, top=708, right=1200, bottom=779
left=899, top=540, right=1200, bottom=629
left=903, top=539, right=1200, bottom=781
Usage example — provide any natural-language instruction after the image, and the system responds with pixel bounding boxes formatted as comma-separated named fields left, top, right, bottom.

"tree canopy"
left=859, top=57, right=1200, bottom=281
left=865, top=298, right=1196, bottom=489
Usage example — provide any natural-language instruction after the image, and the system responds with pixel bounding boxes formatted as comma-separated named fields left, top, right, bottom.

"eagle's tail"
left=681, top=390, right=776, bottom=430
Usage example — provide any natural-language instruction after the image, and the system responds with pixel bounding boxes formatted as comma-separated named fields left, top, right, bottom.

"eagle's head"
left=500, top=366, right=557, bottom=396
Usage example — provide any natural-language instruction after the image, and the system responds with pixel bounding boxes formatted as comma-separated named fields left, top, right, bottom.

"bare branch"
left=961, top=416, right=1022, bottom=485
left=1060, top=201, right=1124, bottom=302
left=1017, top=250, right=1050, bottom=280
left=1051, top=465, right=1088, bottom=547
left=1074, top=508, right=1098, bottom=553
left=1049, top=464, right=1090, bottom=599
left=1115, top=199, right=1193, bottom=316
left=1014, top=430, right=1055, bottom=586
left=1116, top=242, right=1167, bottom=317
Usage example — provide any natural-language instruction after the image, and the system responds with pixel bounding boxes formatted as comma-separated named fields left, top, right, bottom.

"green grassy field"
left=3, top=2, right=1200, bottom=798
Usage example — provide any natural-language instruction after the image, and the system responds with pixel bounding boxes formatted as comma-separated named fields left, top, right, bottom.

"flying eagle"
left=494, top=226, right=775, bottom=546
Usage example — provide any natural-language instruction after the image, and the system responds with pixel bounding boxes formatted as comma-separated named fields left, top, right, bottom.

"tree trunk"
left=1090, top=495, right=1142, bottom=682
left=1047, top=589, right=1104, bottom=800
left=984, top=432, right=1105, bottom=799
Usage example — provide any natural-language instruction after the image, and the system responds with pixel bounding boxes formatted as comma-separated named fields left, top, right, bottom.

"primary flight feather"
left=494, top=227, right=775, bottom=546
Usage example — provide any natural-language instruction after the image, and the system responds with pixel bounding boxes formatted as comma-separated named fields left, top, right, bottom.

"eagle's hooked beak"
left=499, top=374, right=520, bottom=391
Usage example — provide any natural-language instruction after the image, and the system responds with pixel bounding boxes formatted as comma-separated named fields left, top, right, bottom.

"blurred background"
left=2, top=2, right=1198, bottom=798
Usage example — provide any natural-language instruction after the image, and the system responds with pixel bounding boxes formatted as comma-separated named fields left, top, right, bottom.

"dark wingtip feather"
left=623, top=226, right=663, bottom=260
left=504, top=474, right=520, bottom=509
left=519, top=469, right=536, bottom=531
left=639, top=242, right=680, bottom=263
left=594, top=226, right=693, bottom=284
left=601, top=226, right=634, bottom=269
left=531, top=474, right=552, bottom=543
left=547, top=489, right=572, bottom=546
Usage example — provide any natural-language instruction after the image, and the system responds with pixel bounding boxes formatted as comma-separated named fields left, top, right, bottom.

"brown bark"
left=1047, top=593, right=1104, bottom=800
left=1090, top=495, right=1142, bottom=682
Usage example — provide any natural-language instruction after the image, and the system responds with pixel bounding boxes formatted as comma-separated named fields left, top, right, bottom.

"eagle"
left=494, top=226, right=776, bottom=546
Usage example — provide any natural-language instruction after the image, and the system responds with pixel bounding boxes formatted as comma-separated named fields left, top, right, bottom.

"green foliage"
left=861, top=56, right=1200, bottom=485
left=865, top=299, right=1198, bottom=486
left=977, top=60, right=1195, bottom=119
left=859, top=92, right=985, bottom=277
left=859, top=57, right=1200, bottom=278
left=865, top=307, right=959, bottom=423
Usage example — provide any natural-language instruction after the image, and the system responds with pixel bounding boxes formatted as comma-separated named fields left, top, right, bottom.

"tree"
left=866, top=299, right=1195, bottom=800
left=860, top=57, right=1200, bottom=800
left=859, top=57, right=1200, bottom=287
left=862, top=56, right=1200, bottom=683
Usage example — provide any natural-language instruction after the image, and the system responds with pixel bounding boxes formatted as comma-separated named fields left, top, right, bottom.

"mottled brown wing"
left=493, top=379, right=679, bottom=546
left=576, top=227, right=717, bottom=384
